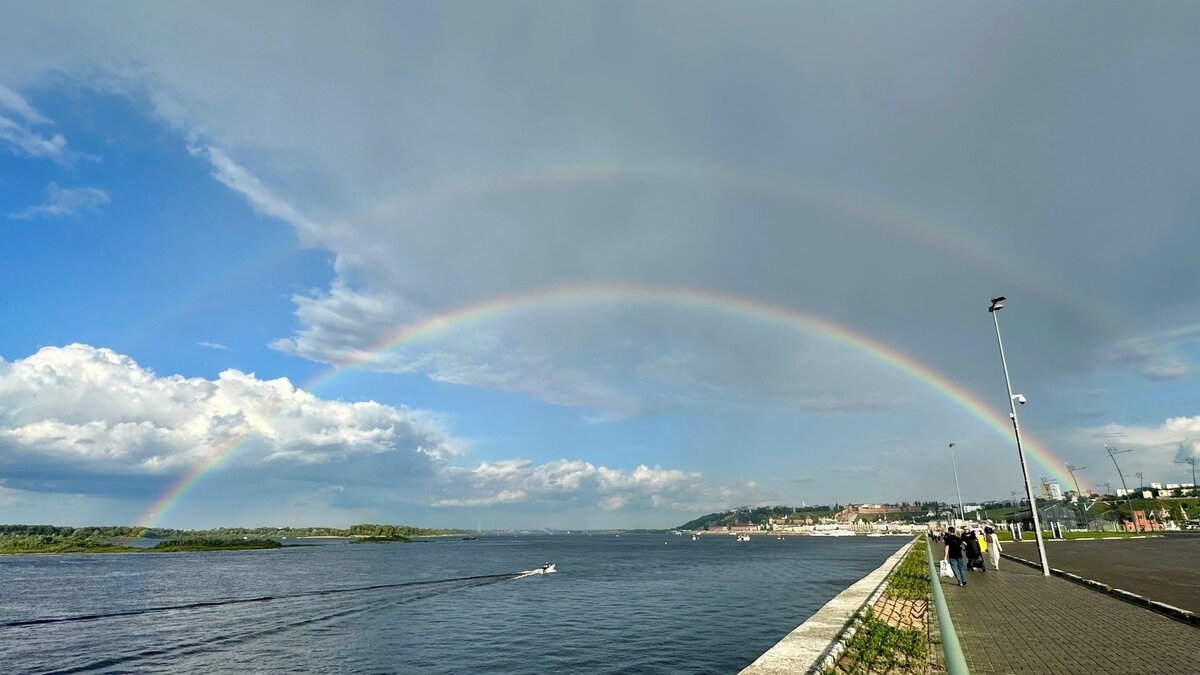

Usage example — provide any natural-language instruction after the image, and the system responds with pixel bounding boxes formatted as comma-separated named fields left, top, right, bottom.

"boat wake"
left=1, top=572, right=529, bottom=629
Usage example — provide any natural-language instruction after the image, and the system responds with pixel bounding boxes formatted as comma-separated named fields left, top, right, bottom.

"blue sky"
left=2, top=3, right=1199, bottom=529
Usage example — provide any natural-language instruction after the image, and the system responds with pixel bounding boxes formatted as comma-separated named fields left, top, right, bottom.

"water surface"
left=1, top=534, right=906, bottom=674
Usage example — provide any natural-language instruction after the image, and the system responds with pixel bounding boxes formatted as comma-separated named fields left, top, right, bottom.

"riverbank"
left=739, top=537, right=916, bottom=674
left=0, top=537, right=283, bottom=555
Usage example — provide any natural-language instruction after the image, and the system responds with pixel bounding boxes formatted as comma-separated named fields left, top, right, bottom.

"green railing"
left=924, top=538, right=970, bottom=674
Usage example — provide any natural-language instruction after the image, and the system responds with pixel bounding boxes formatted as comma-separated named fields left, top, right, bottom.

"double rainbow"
left=134, top=283, right=1076, bottom=528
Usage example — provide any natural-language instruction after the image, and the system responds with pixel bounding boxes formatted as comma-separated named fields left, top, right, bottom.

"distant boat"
left=692, top=534, right=699, bottom=541
left=462, top=536, right=479, bottom=540
left=736, top=533, right=751, bottom=542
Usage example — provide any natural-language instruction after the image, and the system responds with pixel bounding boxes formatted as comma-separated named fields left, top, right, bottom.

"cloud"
left=0, top=344, right=764, bottom=518
left=187, top=144, right=324, bottom=241
left=8, top=183, right=110, bottom=220
left=1100, top=326, right=1200, bottom=380
left=197, top=341, right=228, bottom=350
left=0, top=83, right=49, bottom=124
left=0, top=344, right=461, bottom=492
left=0, top=116, right=70, bottom=162
left=1077, top=415, right=1200, bottom=481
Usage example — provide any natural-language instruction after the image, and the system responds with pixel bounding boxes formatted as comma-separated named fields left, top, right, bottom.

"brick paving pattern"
left=1005, top=535, right=1200, bottom=614
left=939, top=560, right=1200, bottom=674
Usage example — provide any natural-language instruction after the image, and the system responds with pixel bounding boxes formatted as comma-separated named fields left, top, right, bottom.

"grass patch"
left=830, top=608, right=928, bottom=675
left=150, top=538, right=282, bottom=552
left=829, top=541, right=931, bottom=674
left=884, top=541, right=931, bottom=602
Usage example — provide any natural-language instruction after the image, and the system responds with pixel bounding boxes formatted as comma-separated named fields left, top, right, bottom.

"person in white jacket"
left=984, top=526, right=1002, bottom=570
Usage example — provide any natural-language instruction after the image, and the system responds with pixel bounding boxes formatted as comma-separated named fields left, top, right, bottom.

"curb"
left=1000, top=552, right=1199, bottom=628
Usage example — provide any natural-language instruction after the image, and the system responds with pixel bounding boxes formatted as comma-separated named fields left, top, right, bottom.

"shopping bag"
left=939, top=559, right=953, bottom=578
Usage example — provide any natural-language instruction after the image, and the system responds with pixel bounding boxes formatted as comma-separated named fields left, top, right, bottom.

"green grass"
left=149, top=538, right=283, bottom=552
left=828, top=541, right=931, bottom=674
left=830, top=608, right=928, bottom=675
left=884, top=539, right=931, bottom=601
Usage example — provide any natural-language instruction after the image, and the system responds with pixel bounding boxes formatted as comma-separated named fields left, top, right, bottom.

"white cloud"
left=0, top=344, right=461, bottom=481
left=1078, top=415, right=1200, bottom=482
left=8, top=183, right=110, bottom=220
left=1100, top=326, right=1200, bottom=381
left=0, top=344, right=761, bottom=519
left=187, top=144, right=324, bottom=241
left=430, top=458, right=764, bottom=514
left=0, top=116, right=70, bottom=162
left=197, top=341, right=228, bottom=350
left=0, top=83, right=49, bottom=124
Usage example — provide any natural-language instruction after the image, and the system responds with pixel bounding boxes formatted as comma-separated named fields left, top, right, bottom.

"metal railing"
left=924, top=537, right=970, bottom=674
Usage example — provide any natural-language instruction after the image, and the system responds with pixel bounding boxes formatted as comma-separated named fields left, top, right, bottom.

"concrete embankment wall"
left=739, top=538, right=915, bottom=675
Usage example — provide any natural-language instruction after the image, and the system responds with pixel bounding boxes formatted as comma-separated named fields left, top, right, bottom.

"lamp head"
left=1012, top=394, right=1026, bottom=405
left=988, top=295, right=1006, bottom=312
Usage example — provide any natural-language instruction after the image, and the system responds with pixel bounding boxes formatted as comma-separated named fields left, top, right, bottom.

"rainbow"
left=135, top=283, right=1078, bottom=528
left=363, top=161, right=1123, bottom=333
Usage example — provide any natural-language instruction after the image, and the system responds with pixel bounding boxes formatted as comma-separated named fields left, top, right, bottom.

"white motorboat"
left=692, top=534, right=699, bottom=541
left=527, top=563, right=557, bottom=575
left=736, top=533, right=751, bottom=542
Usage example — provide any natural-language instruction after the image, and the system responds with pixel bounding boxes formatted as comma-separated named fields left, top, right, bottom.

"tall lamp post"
left=1105, top=445, right=1138, bottom=533
left=1177, top=457, right=1197, bottom=494
left=1065, top=463, right=1087, bottom=497
left=988, top=296, right=1049, bottom=575
left=1066, top=463, right=1087, bottom=528
left=949, top=443, right=965, bottom=524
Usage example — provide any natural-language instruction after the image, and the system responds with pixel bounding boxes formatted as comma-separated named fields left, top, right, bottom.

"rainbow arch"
left=136, top=283, right=1077, bottom=527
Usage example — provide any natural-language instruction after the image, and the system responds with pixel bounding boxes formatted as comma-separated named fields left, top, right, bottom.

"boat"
left=692, top=534, right=699, bottom=541
left=528, top=563, right=557, bottom=575
left=462, top=536, right=479, bottom=540
left=736, top=533, right=751, bottom=542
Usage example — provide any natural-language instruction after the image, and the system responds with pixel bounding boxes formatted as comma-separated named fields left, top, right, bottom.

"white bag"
left=939, top=559, right=953, bottom=578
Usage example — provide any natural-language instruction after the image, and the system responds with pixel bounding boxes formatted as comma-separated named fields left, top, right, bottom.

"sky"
left=1, top=2, right=1199, bottom=529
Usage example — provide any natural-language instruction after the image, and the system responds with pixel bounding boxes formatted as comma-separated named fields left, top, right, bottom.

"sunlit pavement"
left=1005, top=535, right=1200, bottom=614
left=939, top=561, right=1199, bottom=674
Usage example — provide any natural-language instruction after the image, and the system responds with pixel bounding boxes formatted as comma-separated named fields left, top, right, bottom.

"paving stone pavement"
left=939, top=559, right=1200, bottom=674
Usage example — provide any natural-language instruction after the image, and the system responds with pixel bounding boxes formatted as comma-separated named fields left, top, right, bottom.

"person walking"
left=984, top=526, right=1002, bottom=571
left=943, top=526, right=967, bottom=586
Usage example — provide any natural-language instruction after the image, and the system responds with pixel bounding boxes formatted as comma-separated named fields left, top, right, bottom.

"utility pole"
left=1106, top=445, right=1138, bottom=533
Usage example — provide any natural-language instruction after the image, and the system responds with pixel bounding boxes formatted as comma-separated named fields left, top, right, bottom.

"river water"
left=0, top=534, right=906, bottom=674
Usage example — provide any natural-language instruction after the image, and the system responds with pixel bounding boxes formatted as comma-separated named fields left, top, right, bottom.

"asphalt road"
left=1005, top=534, right=1200, bottom=614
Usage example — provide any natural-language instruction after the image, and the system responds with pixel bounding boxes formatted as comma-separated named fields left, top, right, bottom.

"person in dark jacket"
left=962, top=528, right=985, bottom=572
left=943, top=526, right=967, bottom=586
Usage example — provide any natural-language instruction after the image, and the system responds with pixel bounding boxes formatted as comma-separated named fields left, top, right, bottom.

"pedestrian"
left=943, top=526, right=966, bottom=586
left=984, top=526, right=1002, bottom=571
left=962, top=528, right=985, bottom=572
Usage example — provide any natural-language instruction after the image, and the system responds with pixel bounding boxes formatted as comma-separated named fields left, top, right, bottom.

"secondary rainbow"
left=136, top=283, right=1078, bottom=528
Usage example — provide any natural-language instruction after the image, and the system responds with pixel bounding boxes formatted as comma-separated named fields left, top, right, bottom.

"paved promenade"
left=939, top=559, right=1199, bottom=674
left=1005, top=535, right=1200, bottom=614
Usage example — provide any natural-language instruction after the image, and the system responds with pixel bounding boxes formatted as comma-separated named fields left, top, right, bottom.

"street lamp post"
left=1065, top=463, right=1086, bottom=497
left=949, top=443, right=965, bottom=524
left=1105, top=445, right=1138, bottom=533
left=1066, top=463, right=1087, bottom=528
left=1176, top=457, right=1197, bottom=493
left=988, top=296, right=1049, bottom=576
